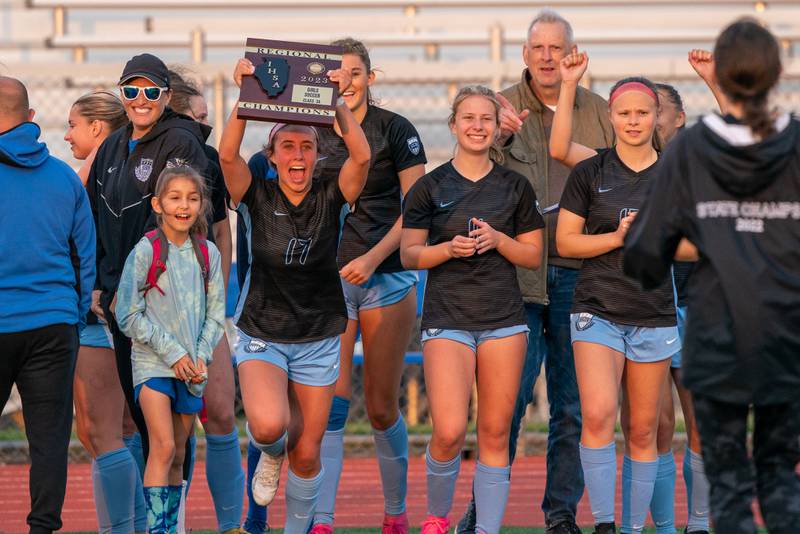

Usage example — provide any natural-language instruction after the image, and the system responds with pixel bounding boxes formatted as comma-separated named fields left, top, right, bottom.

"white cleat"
left=252, top=451, right=284, bottom=506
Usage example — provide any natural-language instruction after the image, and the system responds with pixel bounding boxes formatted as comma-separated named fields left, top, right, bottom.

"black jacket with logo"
left=88, top=109, right=209, bottom=310
left=624, top=114, right=800, bottom=405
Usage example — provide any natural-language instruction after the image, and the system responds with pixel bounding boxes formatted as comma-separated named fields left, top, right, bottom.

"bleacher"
left=2, top=0, right=799, bottom=165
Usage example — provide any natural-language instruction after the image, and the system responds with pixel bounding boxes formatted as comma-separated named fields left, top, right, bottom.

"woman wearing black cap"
left=87, top=53, right=211, bottom=472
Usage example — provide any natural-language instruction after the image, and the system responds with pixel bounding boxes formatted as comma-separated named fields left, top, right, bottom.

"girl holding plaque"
left=307, top=38, right=427, bottom=534
left=219, top=58, right=370, bottom=534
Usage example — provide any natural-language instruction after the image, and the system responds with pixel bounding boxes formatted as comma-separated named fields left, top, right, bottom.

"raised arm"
left=329, top=69, right=370, bottom=204
left=689, top=49, right=728, bottom=114
left=550, top=52, right=598, bottom=168
left=218, top=59, right=255, bottom=206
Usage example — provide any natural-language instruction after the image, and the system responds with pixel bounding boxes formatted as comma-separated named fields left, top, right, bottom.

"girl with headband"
left=549, top=52, right=696, bottom=534
left=625, top=18, right=800, bottom=533
left=219, top=57, right=370, bottom=534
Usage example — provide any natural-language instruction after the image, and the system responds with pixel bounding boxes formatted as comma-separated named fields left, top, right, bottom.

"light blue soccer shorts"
left=670, top=305, right=688, bottom=368
left=341, top=271, right=418, bottom=320
left=570, top=312, right=680, bottom=363
left=79, top=323, right=114, bottom=349
left=421, top=324, right=530, bottom=353
left=234, top=329, right=340, bottom=386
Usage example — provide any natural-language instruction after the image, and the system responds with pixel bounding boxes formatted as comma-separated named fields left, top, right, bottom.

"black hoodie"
left=624, top=114, right=800, bottom=405
left=88, top=108, right=209, bottom=310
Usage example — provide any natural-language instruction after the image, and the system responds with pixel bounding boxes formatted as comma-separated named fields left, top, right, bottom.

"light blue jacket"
left=116, top=235, right=225, bottom=396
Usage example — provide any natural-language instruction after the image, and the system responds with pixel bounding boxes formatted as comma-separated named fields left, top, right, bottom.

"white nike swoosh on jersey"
left=666, top=338, right=678, bottom=344
left=107, top=166, right=117, bottom=174
left=274, top=211, right=288, bottom=216
left=332, top=361, right=340, bottom=369
left=598, top=186, right=613, bottom=193
left=439, top=201, right=455, bottom=208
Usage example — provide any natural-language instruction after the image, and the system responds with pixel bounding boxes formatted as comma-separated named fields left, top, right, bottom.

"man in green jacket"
left=457, top=9, right=613, bottom=534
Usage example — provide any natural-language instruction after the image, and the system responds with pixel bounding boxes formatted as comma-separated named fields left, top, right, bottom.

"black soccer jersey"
left=403, top=162, right=544, bottom=331
left=237, top=176, right=348, bottom=343
left=315, top=106, right=427, bottom=272
left=559, top=148, right=675, bottom=327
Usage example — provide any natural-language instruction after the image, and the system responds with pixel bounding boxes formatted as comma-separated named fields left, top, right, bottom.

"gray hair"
left=527, top=9, right=574, bottom=46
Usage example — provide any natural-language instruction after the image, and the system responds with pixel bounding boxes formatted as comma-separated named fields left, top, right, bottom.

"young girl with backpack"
left=116, top=165, right=226, bottom=534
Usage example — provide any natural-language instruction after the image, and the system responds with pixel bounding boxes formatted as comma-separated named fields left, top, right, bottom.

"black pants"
left=694, top=393, right=800, bottom=534
left=0, top=324, right=78, bottom=534
left=108, top=314, right=193, bottom=480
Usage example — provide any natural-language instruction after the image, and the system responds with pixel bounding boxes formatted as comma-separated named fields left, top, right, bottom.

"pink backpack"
left=141, top=228, right=210, bottom=297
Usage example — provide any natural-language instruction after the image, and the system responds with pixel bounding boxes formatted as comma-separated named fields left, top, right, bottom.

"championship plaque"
left=238, top=38, right=343, bottom=127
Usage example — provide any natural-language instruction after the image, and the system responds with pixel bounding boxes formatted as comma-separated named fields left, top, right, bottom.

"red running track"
left=0, top=455, right=693, bottom=532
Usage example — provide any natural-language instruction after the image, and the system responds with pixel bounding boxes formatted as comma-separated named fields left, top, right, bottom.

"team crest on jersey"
left=425, top=328, right=443, bottom=337
left=407, top=136, right=421, bottom=156
left=243, top=338, right=268, bottom=353
left=575, top=313, right=595, bottom=331
left=166, top=157, right=189, bottom=169
left=134, top=158, right=154, bottom=182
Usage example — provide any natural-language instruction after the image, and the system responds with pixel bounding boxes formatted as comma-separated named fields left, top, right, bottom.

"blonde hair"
left=72, top=91, right=127, bottom=132
left=153, top=166, right=210, bottom=237
left=448, top=85, right=504, bottom=164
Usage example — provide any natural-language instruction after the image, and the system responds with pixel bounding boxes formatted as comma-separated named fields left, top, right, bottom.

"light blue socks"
left=91, top=460, right=112, bottom=534
left=425, top=447, right=461, bottom=518
left=122, top=432, right=147, bottom=532
left=314, top=396, right=350, bottom=526
left=247, top=423, right=287, bottom=457
left=474, top=462, right=510, bottom=534
left=95, top=448, right=137, bottom=534
left=284, top=468, right=324, bottom=534
left=205, top=429, right=245, bottom=532
left=373, top=414, right=409, bottom=516
left=579, top=442, right=616, bottom=524
left=623, top=457, right=659, bottom=533
left=684, top=448, right=710, bottom=532
left=622, top=452, right=675, bottom=534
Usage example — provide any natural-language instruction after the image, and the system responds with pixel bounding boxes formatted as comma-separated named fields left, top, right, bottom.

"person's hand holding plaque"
left=233, top=57, right=255, bottom=88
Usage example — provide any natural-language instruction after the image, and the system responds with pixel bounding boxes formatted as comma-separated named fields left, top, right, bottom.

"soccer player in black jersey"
left=625, top=19, right=800, bottom=533
left=218, top=58, right=370, bottom=534
left=549, top=52, right=696, bottom=534
left=401, top=85, right=544, bottom=534
left=306, top=38, right=427, bottom=534
left=617, top=56, right=721, bottom=534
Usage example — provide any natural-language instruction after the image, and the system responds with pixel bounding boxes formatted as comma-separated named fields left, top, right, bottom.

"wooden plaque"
left=237, top=38, right=343, bottom=127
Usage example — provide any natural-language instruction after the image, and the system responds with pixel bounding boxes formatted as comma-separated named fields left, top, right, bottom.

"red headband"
left=609, top=82, right=657, bottom=106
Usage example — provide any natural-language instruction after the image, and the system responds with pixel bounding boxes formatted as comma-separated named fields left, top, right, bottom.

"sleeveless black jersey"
left=237, top=176, right=348, bottom=342
left=403, top=162, right=544, bottom=330
left=315, top=106, right=427, bottom=272
left=560, top=148, right=675, bottom=327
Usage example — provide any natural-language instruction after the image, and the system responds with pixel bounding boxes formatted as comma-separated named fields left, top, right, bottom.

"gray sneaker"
left=454, top=499, right=476, bottom=534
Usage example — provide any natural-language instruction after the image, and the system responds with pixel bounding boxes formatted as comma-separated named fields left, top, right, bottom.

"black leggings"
left=108, top=315, right=194, bottom=480
left=693, top=393, right=800, bottom=534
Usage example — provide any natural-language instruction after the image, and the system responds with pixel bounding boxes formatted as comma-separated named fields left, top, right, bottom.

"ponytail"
left=714, top=18, right=781, bottom=140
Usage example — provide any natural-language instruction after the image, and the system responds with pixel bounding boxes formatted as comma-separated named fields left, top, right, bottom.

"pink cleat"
left=382, top=512, right=409, bottom=534
left=307, top=524, right=333, bottom=534
left=421, top=514, right=450, bottom=534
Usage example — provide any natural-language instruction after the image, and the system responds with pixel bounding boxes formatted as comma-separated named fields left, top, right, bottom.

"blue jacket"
left=0, top=122, right=95, bottom=333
